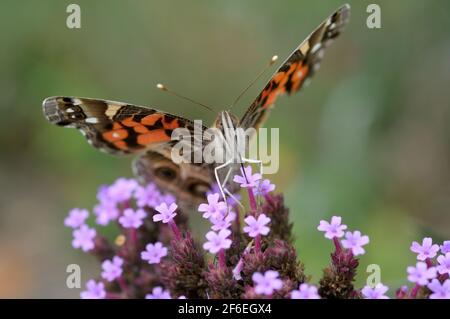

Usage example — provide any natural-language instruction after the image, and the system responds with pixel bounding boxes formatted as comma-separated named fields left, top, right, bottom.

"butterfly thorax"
left=211, top=111, right=247, bottom=164
left=213, top=111, right=239, bottom=133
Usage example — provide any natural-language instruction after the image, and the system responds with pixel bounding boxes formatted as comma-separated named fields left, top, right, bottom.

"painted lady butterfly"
left=43, top=5, right=350, bottom=207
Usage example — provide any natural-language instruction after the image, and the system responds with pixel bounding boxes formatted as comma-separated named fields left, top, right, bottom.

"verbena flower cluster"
left=64, top=167, right=450, bottom=299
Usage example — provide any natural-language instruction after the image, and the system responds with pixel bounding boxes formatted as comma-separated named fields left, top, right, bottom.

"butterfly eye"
left=155, top=166, right=177, bottom=181
left=186, top=181, right=210, bottom=198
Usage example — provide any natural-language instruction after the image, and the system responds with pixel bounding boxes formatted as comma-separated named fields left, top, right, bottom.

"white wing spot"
left=85, top=117, right=100, bottom=124
left=311, top=43, right=322, bottom=54
left=112, top=132, right=120, bottom=138
left=66, top=107, right=75, bottom=113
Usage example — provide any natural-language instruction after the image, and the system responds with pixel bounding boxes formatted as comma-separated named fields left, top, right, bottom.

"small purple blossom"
left=210, top=212, right=236, bottom=231
left=252, top=270, right=283, bottom=296
left=440, top=241, right=450, bottom=254
left=291, top=283, right=320, bottom=299
left=72, top=224, right=96, bottom=252
left=437, top=253, right=450, bottom=275
left=96, top=184, right=110, bottom=203
left=80, top=280, right=106, bottom=299
left=64, top=208, right=89, bottom=229
left=134, top=183, right=161, bottom=208
left=208, top=184, right=240, bottom=206
left=93, top=202, right=119, bottom=226
left=118, top=208, right=147, bottom=229
left=153, top=202, right=177, bottom=224
left=341, top=230, right=369, bottom=256
left=233, top=165, right=262, bottom=188
left=317, top=216, right=347, bottom=239
left=243, top=214, right=271, bottom=238
left=198, top=193, right=227, bottom=219
left=427, top=279, right=450, bottom=299
left=410, top=237, right=440, bottom=261
left=160, top=193, right=176, bottom=206
left=101, top=256, right=124, bottom=282
left=145, top=286, right=171, bottom=299
left=361, top=283, right=389, bottom=299
left=407, top=262, right=437, bottom=286
left=141, top=242, right=168, bottom=264
left=203, top=229, right=232, bottom=254
left=254, top=179, right=275, bottom=196
left=106, top=178, right=138, bottom=203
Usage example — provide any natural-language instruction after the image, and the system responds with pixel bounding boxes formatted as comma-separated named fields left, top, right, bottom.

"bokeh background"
left=0, top=0, right=449, bottom=298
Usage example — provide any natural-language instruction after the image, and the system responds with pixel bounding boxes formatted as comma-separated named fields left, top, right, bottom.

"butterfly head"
left=214, top=111, right=239, bottom=135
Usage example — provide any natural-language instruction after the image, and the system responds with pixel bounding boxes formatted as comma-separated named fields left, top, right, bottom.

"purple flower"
left=96, top=184, right=110, bottom=203
left=206, top=183, right=241, bottom=207
left=141, top=242, right=168, bottom=264
left=101, top=256, right=124, bottom=282
left=437, top=253, right=450, bottom=275
left=93, top=202, right=119, bottom=226
left=291, top=283, right=320, bottom=299
left=208, top=184, right=240, bottom=206
left=64, top=208, right=89, bottom=229
left=254, top=179, right=275, bottom=196
left=198, top=193, right=227, bottom=220
left=210, top=212, right=236, bottom=231
left=410, top=237, right=440, bottom=261
left=341, top=230, right=369, bottom=256
left=80, top=280, right=106, bottom=299
left=145, top=286, right=171, bottom=299
left=106, top=178, right=138, bottom=203
left=440, top=241, right=450, bottom=254
left=407, top=262, right=437, bottom=286
left=427, top=279, right=450, bottom=299
left=233, top=165, right=262, bottom=188
left=252, top=270, right=283, bottom=296
left=203, top=229, right=232, bottom=254
left=135, top=183, right=161, bottom=208
left=118, top=208, right=147, bottom=229
left=153, top=202, right=178, bottom=224
left=72, top=225, right=96, bottom=252
left=317, top=216, right=347, bottom=239
left=161, top=193, right=176, bottom=206
left=361, top=283, right=389, bottom=299
left=243, top=214, right=271, bottom=238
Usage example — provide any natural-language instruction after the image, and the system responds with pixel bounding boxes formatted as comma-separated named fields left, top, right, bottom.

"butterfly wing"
left=240, top=4, right=350, bottom=131
left=133, top=150, right=215, bottom=205
left=43, top=96, right=207, bottom=155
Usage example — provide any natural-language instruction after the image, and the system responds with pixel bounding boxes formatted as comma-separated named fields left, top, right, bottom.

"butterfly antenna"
left=156, top=83, right=215, bottom=113
left=229, top=55, right=278, bottom=110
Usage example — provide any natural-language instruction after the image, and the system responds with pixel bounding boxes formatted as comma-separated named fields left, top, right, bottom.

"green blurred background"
left=0, top=0, right=449, bottom=298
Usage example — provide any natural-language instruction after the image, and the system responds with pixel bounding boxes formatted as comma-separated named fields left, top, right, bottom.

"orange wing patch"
left=141, top=114, right=162, bottom=126
left=161, top=116, right=180, bottom=130
left=137, top=129, right=171, bottom=145
left=103, top=127, right=128, bottom=142
left=260, top=62, right=309, bottom=109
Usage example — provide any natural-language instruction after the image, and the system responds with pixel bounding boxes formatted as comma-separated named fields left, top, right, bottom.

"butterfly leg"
left=214, top=159, right=232, bottom=205
left=221, top=166, right=244, bottom=210
left=214, top=160, right=244, bottom=210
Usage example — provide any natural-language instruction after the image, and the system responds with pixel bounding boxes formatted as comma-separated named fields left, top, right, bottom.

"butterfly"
left=43, top=5, right=350, bottom=208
